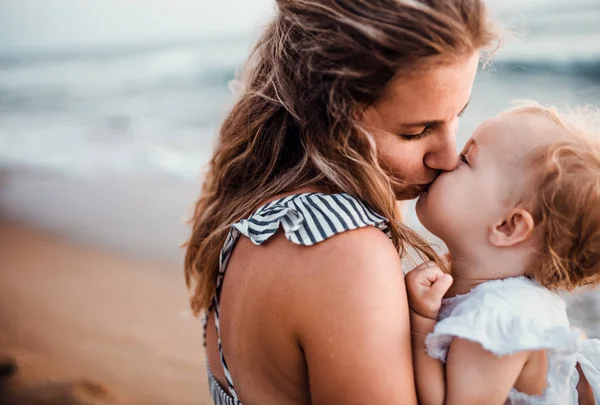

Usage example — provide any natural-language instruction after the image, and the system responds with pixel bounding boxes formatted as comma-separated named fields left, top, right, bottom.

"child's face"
left=416, top=112, right=545, bottom=251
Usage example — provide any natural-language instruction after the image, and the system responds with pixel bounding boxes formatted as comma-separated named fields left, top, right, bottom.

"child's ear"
left=489, top=208, right=535, bottom=247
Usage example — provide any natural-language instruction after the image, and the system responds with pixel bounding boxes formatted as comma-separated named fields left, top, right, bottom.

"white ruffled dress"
left=426, top=276, right=600, bottom=405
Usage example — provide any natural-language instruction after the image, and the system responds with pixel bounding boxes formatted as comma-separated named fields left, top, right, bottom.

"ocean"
left=0, top=0, right=599, bottom=338
left=1, top=1, right=599, bottom=182
left=0, top=37, right=252, bottom=180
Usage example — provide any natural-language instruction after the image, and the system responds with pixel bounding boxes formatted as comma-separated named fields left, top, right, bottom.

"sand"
left=0, top=171, right=212, bottom=404
left=0, top=170, right=598, bottom=405
left=0, top=221, right=210, bottom=404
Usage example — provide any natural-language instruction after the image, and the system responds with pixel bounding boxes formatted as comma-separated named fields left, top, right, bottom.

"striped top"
left=205, top=192, right=391, bottom=405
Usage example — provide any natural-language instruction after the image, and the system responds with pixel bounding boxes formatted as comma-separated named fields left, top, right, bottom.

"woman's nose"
left=423, top=125, right=458, bottom=172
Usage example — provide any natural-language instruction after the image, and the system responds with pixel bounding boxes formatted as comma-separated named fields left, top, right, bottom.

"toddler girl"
left=407, top=102, right=600, bottom=404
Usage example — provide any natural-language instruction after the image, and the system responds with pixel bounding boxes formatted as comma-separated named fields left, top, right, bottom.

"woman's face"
left=360, top=52, right=480, bottom=200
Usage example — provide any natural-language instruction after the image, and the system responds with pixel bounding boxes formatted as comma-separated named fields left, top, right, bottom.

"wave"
left=0, top=35, right=250, bottom=67
left=1, top=9, right=599, bottom=181
left=493, top=57, right=600, bottom=79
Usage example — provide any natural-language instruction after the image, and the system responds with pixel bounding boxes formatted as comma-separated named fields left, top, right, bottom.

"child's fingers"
left=427, top=273, right=453, bottom=302
left=413, top=264, right=446, bottom=287
left=408, top=273, right=452, bottom=318
left=406, top=262, right=435, bottom=290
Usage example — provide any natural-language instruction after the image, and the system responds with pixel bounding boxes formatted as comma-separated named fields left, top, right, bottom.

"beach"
left=1, top=155, right=600, bottom=405
left=0, top=173, right=211, bottom=404
left=1, top=1, right=600, bottom=402
left=1, top=72, right=600, bottom=405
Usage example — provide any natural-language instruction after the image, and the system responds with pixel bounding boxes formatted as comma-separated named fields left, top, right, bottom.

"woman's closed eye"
left=398, top=125, right=432, bottom=141
left=398, top=107, right=467, bottom=142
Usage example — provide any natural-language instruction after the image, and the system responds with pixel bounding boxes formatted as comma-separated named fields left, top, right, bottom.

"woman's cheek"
left=380, top=144, right=422, bottom=180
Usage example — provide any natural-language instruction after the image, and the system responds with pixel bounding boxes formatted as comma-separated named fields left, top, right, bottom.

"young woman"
left=185, top=1, right=498, bottom=404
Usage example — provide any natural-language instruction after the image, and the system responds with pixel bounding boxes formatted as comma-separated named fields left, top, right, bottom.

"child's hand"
left=405, top=262, right=453, bottom=320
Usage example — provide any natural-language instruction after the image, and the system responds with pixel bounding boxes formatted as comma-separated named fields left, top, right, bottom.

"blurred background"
left=0, top=1, right=599, bottom=404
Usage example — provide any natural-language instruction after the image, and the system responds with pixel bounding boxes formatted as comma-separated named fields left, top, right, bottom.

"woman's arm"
left=293, top=226, right=418, bottom=405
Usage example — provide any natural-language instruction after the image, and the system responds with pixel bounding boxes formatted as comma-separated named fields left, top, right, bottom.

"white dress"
left=426, top=276, right=600, bottom=405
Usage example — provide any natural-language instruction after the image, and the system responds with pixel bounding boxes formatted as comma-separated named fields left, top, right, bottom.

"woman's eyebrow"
left=398, top=100, right=470, bottom=128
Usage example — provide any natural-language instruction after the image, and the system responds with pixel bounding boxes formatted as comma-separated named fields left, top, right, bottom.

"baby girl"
left=406, top=102, right=600, bottom=404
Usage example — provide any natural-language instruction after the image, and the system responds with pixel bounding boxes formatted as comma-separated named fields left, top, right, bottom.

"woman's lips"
left=415, top=182, right=432, bottom=194
left=399, top=181, right=434, bottom=199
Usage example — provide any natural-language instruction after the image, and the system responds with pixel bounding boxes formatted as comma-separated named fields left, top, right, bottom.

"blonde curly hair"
left=506, top=102, right=600, bottom=290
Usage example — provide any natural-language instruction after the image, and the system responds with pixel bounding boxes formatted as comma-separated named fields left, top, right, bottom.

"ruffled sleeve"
left=233, top=203, right=305, bottom=245
left=571, top=338, right=600, bottom=405
left=233, top=193, right=389, bottom=247
left=425, top=278, right=581, bottom=362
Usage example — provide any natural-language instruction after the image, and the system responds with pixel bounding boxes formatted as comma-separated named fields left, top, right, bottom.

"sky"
left=0, top=0, right=275, bottom=51
left=0, top=0, right=576, bottom=52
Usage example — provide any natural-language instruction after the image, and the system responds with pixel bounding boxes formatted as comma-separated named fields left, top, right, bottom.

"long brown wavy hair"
left=185, top=0, right=500, bottom=314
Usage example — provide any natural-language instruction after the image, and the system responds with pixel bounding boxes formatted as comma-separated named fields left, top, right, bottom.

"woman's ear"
left=489, top=208, right=535, bottom=247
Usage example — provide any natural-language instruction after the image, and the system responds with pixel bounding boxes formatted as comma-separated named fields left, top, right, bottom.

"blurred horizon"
left=1, top=4, right=599, bottom=402
left=1, top=0, right=599, bottom=183
left=0, top=0, right=275, bottom=52
left=1, top=0, right=599, bottom=52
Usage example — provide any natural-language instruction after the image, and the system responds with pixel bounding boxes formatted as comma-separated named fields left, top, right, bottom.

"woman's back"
left=205, top=191, right=416, bottom=404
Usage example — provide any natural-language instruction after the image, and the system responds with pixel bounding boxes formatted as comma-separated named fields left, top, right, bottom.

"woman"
left=185, top=0, right=497, bottom=404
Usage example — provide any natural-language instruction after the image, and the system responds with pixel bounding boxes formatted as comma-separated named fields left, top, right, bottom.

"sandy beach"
left=0, top=172, right=211, bottom=404
left=1, top=168, right=599, bottom=405
left=0, top=171, right=600, bottom=405
left=1, top=0, right=600, bottom=403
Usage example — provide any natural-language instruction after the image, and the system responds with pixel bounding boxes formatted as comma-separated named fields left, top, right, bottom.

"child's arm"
left=410, top=310, right=446, bottom=405
left=406, top=264, right=531, bottom=405
left=444, top=338, right=530, bottom=404
left=405, top=263, right=452, bottom=405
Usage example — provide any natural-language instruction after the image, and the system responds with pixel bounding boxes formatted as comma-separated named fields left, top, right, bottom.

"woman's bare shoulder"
left=259, top=224, right=409, bottom=332
left=265, top=223, right=403, bottom=288
left=289, top=224, right=406, bottom=318
left=260, top=226, right=416, bottom=403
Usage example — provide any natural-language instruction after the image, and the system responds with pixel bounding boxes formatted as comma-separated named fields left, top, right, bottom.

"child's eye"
left=460, top=153, right=469, bottom=165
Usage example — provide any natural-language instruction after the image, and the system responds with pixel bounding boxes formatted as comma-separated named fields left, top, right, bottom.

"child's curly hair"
left=508, top=101, right=600, bottom=291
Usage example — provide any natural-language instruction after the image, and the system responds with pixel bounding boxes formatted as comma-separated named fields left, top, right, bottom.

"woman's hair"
left=185, top=0, right=499, bottom=314
left=508, top=103, right=600, bottom=291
